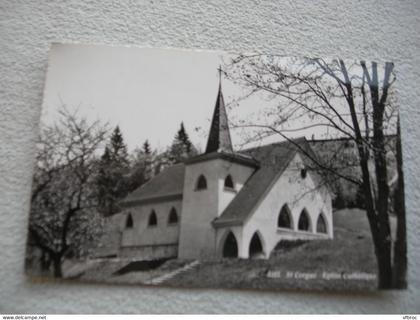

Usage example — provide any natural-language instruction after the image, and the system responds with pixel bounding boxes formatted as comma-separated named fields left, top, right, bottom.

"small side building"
left=119, top=163, right=185, bottom=260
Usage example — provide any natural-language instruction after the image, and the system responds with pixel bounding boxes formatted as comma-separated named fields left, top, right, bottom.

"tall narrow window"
left=222, top=231, right=238, bottom=258
left=298, top=209, right=311, bottom=231
left=278, top=204, right=292, bottom=229
left=224, top=175, right=234, bottom=189
left=196, top=175, right=207, bottom=190
left=316, top=213, right=327, bottom=234
left=168, top=207, right=178, bottom=224
left=148, top=210, right=157, bottom=227
left=300, top=168, right=307, bottom=179
left=249, top=232, right=264, bottom=258
left=125, top=214, right=133, bottom=229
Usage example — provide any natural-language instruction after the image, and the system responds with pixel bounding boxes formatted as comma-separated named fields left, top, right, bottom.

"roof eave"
left=212, top=218, right=244, bottom=228
left=121, top=193, right=183, bottom=208
left=185, top=151, right=259, bottom=168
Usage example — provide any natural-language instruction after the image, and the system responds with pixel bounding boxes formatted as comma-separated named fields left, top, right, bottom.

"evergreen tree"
left=178, top=122, right=192, bottom=153
left=127, top=139, right=154, bottom=192
left=143, top=140, right=151, bottom=155
left=142, top=139, right=153, bottom=182
left=168, top=122, right=197, bottom=163
left=109, top=126, right=129, bottom=166
left=96, top=126, right=130, bottom=216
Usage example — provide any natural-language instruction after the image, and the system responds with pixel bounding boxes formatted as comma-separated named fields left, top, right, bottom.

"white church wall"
left=178, top=158, right=220, bottom=259
left=240, top=153, right=333, bottom=259
left=120, top=243, right=178, bottom=260
left=178, top=157, right=255, bottom=260
left=120, top=200, right=182, bottom=259
left=217, top=160, right=256, bottom=215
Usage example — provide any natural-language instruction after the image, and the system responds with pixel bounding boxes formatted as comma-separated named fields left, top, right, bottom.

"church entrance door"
left=249, top=232, right=264, bottom=259
left=222, top=232, right=238, bottom=258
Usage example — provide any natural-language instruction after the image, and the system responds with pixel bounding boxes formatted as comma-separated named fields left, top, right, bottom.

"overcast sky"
left=42, top=44, right=248, bottom=152
left=41, top=44, right=370, bottom=154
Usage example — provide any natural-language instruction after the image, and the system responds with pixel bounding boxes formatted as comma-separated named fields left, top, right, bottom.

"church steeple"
left=205, top=67, right=233, bottom=154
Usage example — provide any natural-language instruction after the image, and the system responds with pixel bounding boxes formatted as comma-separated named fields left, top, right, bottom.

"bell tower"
left=178, top=68, right=257, bottom=260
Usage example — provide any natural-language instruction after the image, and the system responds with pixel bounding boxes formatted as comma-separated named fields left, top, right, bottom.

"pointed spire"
left=205, top=67, right=233, bottom=154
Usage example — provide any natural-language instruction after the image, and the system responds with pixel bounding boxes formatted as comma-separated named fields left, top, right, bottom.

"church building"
left=118, top=77, right=333, bottom=261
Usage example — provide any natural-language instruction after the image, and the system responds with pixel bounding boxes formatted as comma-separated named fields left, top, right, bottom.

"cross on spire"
left=217, top=65, right=223, bottom=86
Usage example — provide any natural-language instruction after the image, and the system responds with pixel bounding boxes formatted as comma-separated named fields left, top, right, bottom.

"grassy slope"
left=164, top=208, right=378, bottom=291
left=73, top=208, right=379, bottom=291
left=75, top=256, right=191, bottom=285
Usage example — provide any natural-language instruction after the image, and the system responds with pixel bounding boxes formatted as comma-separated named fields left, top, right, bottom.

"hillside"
left=66, top=208, right=380, bottom=291
left=163, top=208, right=379, bottom=291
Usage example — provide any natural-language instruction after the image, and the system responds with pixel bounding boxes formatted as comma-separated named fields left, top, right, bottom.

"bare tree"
left=225, top=55, right=405, bottom=289
left=28, top=107, right=109, bottom=277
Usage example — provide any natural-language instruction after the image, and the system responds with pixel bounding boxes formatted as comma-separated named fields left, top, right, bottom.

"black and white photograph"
left=25, top=44, right=407, bottom=291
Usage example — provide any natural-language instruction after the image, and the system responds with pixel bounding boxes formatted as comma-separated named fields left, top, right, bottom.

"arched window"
left=196, top=175, right=207, bottom=190
left=222, top=231, right=238, bottom=258
left=168, top=207, right=178, bottom=224
left=278, top=204, right=292, bottom=229
left=125, top=214, right=133, bottom=229
left=148, top=210, right=157, bottom=227
left=316, top=213, right=327, bottom=234
left=300, top=168, right=307, bottom=179
left=224, top=175, right=234, bottom=189
left=298, top=209, right=311, bottom=231
left=249, top=232, right=264, bottom=259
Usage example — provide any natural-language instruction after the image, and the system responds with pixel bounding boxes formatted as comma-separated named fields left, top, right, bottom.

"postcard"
left=26, top=44, right=406, bottom=291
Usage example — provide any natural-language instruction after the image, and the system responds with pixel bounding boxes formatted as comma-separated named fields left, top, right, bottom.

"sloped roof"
left=121, top=138, right=325, bottom=223
left=205, top=83, right=233, bottom=154
left=122, top=163, right=185, bottom=206
left=213, top=138, right=316, bottom=227
left=185, top=150, right=259, bottom=168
